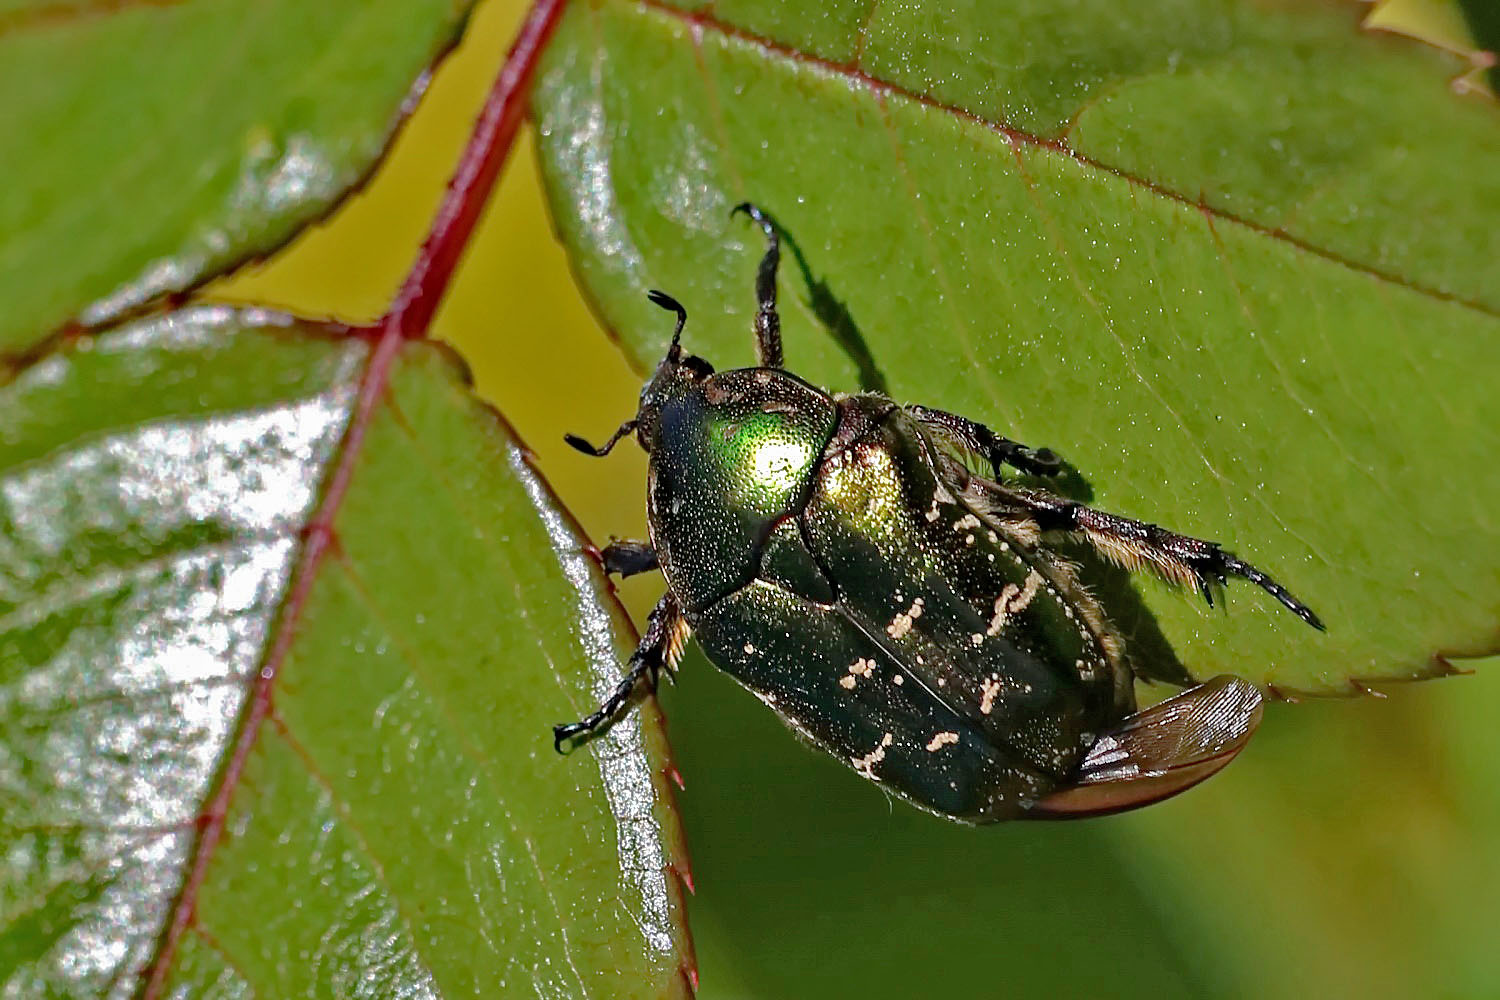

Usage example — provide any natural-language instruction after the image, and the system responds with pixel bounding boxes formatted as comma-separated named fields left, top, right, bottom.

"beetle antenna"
left=647, top=290, right=687, bottom=363
left=565, top=418, right=637, bottom=457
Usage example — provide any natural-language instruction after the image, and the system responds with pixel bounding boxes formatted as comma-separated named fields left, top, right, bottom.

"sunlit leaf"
left=0, top=307, right=692, bottom=996
left=0, top=0, right=475, bottom=353
left=532, top=0, right=1500, bottom=695
left=524, top=3, right=1499, bottom=997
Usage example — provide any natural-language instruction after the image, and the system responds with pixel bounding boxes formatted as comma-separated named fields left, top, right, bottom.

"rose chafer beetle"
left=556, top=204, right=1323, bottom=822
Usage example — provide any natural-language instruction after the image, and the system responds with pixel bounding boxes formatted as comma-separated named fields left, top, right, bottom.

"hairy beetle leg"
left=553, top=593, right=690, bottom=752
left=1028, top=675, right=1262, bottom=818
left=907, top=405, right=1063, bottom=478
left=986, top=483, right=1325, bottom=630
left=599, top=539, right=660, bottom=578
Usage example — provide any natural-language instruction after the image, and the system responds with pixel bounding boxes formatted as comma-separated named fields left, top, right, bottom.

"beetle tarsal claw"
left=552, top=722, right=585, bottom=755
left=1197, top=574, right=1217, bottom=608
left=1030, top=447, right=1062, bottom=471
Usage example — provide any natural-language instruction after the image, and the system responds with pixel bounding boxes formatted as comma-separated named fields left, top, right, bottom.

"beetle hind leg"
left=553, top=593, right=691, bottom=752
left=1027, top=675, right=1262, bottom=818
left=984, top=483, right=1324, bottom=630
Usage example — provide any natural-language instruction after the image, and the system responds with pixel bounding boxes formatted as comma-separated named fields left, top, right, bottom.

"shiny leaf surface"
left=532, top=0, right=1499, bottom=695
left=0, top=0, right=475, bottom=352
left=0, top=308, right=692, bottom=996
left=194, top=0, right=1500, bottom=995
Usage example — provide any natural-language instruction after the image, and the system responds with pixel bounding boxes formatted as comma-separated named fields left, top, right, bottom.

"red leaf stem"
left=385, top=0, right=567, bottom=338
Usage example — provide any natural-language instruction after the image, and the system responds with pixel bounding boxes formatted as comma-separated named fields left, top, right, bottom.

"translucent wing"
left=1029, top=675, right=1263, bottom=819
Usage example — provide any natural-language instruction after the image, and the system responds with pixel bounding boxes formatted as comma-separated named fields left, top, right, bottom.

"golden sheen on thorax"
left=816, top=440, right=907, bottom=540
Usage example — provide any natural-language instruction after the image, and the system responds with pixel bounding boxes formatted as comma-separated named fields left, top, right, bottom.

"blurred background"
left=217, top=0, right=1500, bottom=995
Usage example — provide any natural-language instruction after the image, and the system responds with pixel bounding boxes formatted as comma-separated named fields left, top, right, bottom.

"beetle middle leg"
left=598, top=538, right=659, bottom=578
left=979, top=482, right=1325, bottom=630
left=553, top=593, right=691, bottom=752
left=908, top=405, right=1063, bottom=478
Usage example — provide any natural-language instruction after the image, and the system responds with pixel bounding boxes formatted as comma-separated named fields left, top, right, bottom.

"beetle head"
left=633, top=290, right=714, bottom=450
left=563, top=290, right=712, bottom=460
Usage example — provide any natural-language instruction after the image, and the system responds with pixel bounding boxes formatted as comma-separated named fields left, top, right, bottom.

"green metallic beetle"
left=555, top=204, right=1323, bottom=822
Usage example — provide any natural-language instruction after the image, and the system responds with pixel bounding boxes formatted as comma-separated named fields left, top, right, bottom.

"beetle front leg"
left=553, top=593, right=691, bottom=752
left=907, top=405, right=1063, bottom=478
left=986, top=483, right=1324, bottom=630
left=599, top=538, right=660, bottom=578
left=732, top=202, right=784, bottom=368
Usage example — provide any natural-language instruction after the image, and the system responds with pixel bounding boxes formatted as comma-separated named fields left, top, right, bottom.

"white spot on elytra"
left=841, top=657, right=875, bottom=689
left=980, top=677, right=1001, bottom=715
left=987, top=569, right=1045, bottom=636
left=852, top=732, right=894, bottom=776
left=887, top=597, right=924, bottom=639
left=926, top=731, right=960, bottom=752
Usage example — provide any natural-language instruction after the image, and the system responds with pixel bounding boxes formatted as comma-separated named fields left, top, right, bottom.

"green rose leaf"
left=0, top=308, right=692, bottom=996
left=532, top=0, right=1499, bottom=695
left=0, top=0, right=476, bottom=353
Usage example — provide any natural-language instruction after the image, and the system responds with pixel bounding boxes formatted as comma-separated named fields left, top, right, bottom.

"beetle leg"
left=732, top=202, right=784, bottom=368
left=980, top=483, right=1325, bottom=630
left=1027, top=675, right=1261, bottom=818
left=553, top=593, right=691, bottom=752
left=907, top=405, right=1063, bottom=478
left=599, top=539, right=660, bottom=578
